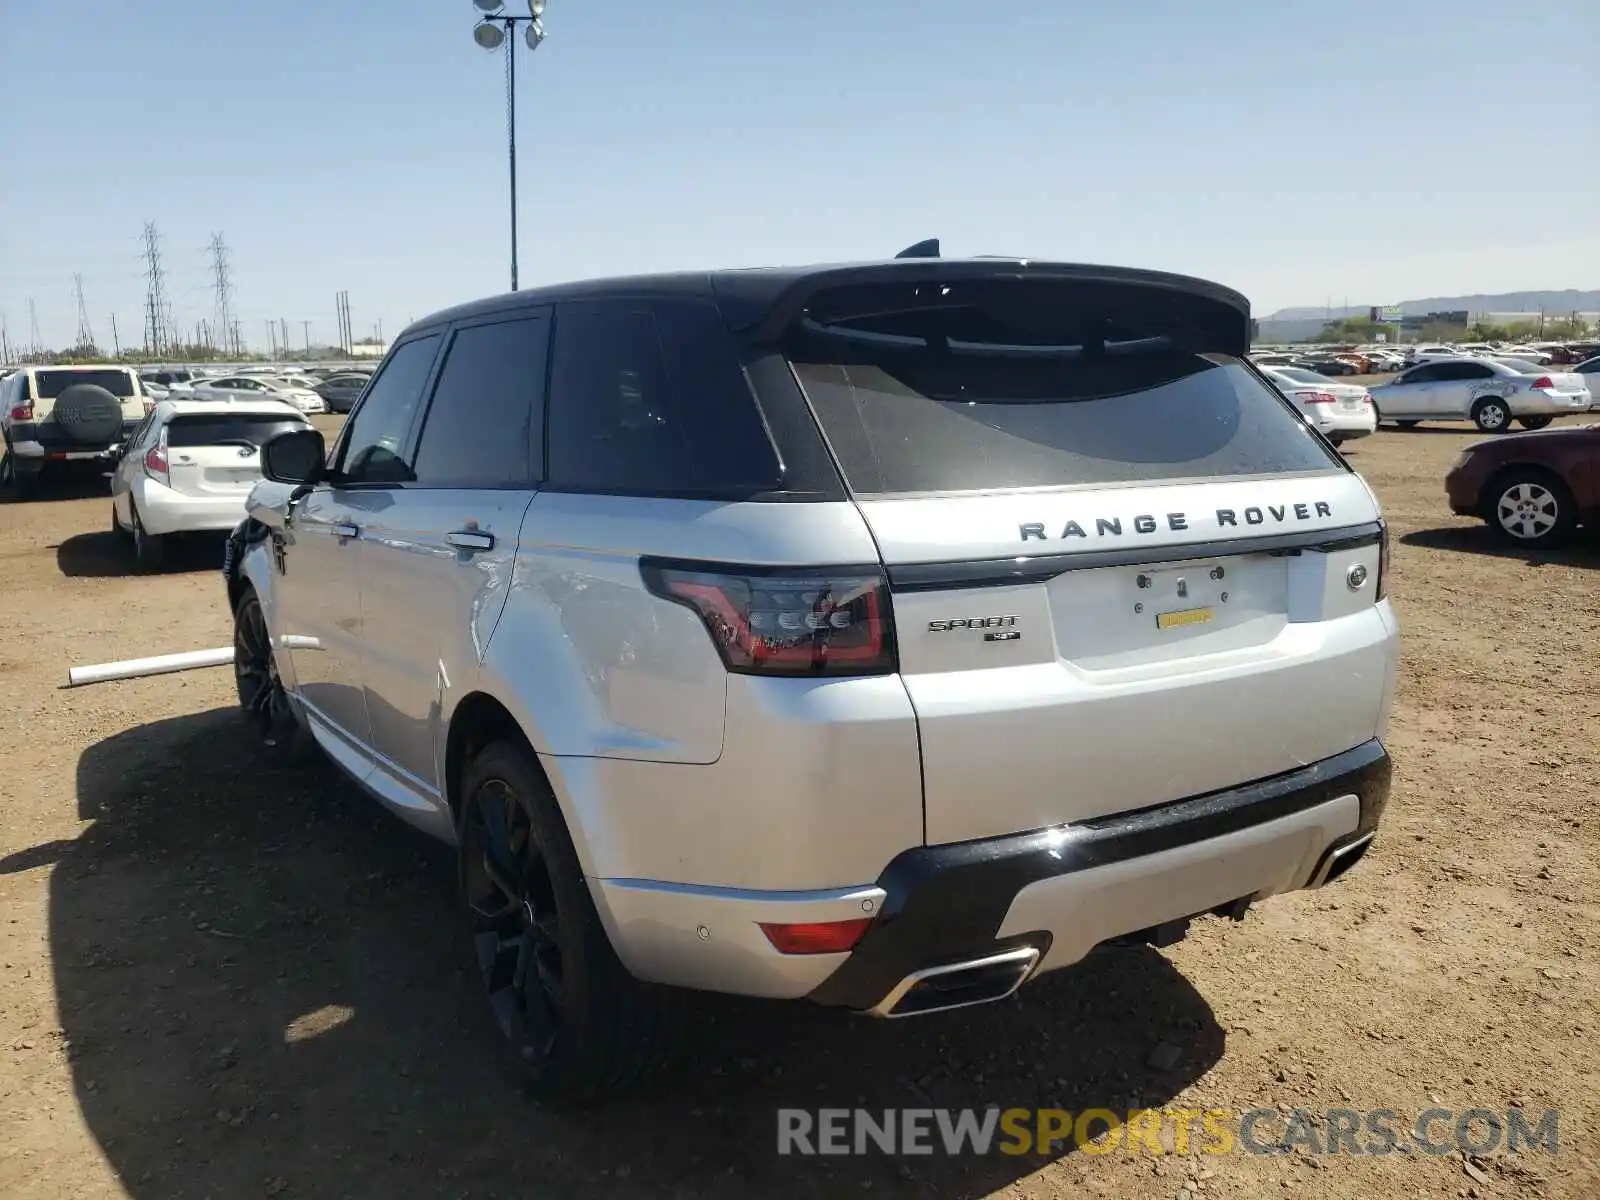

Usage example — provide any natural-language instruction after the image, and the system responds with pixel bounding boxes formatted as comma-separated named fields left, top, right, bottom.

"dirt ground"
left=1, top=410, right=1596, bottom=1200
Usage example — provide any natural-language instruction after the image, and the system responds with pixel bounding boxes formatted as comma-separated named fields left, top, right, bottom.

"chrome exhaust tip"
left=1310, top=831, right=1375, bottom=888
left=869, top=946, right=1041, bottom=1018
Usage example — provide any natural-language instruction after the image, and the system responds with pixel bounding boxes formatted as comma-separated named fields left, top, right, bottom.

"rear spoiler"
left=717, top=258, right=1253, bottom=358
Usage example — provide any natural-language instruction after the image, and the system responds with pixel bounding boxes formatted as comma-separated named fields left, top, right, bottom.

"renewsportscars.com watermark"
left=777, top=1106, right=1559, bottom=1158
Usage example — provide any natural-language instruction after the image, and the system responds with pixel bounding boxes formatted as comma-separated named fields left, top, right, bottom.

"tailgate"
left=772, top=269, right=1393, bottom=845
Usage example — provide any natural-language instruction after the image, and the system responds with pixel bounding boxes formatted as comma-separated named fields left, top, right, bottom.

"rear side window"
left=546, top=300, right=780, bottom=495
left=785, top=291, right=1338, bottom=496
left=166, top=414, right=306, bottom=447
left=412, top=316, right=548, bottom=486
left=35, top=370, right=136, bottom=398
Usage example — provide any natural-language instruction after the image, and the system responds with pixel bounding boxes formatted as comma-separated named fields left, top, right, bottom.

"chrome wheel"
left=461, top=779, right=566, bottom=1065
left=1473, top=398, right=1509, bottom=432
left=1496, top=482, right=1558, bottom=541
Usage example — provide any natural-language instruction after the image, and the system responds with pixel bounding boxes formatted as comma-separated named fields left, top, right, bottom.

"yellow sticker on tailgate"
left=1156, top=606, right=1214, bottom=630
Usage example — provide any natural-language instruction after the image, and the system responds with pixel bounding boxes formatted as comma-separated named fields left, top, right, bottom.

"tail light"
left=1300, top=391, right=1337, bottom=404
left=1376, top=520, right=1390, bottom=600
left=1531, top=376, right=1554, bottom=391
left=641, top=559, right=896, bottom=676
left=8, top=399, right=33, bottom=421
left=143, top=433, right=170, bottom=485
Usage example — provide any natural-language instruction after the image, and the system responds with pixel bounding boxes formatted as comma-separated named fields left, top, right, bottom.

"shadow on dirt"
left=55, top=530, right=227, bottom=578
left=0, top=461, right=112, bottom=505
left=1402, top=525, right=1599, bottom=568
left=1, top=709, right=1227, bottom=1200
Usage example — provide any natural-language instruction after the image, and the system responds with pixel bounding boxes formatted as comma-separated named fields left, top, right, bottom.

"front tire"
left=457, top=739, right=681, bottom=1104
left=1486, top=470, right=1576, bottom=549
left=233, top=590, right=314, bottom=760
left=1517, top=415, right=1553, bottom=430
left=1471, top=396, right=1512, bottom=433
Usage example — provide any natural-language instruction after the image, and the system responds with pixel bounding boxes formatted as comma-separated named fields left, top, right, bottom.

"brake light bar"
left=641, top=559, right=897, bottom=676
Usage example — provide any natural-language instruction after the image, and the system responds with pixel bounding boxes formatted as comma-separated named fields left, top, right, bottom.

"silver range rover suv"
left=224, top=256, right=1398, bottom=1101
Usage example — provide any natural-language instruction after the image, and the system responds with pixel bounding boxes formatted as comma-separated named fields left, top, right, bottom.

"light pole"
left=473, top=0, right=549, bottom=293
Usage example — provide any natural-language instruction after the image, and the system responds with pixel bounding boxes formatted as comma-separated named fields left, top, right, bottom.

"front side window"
left=411, top=316, right=548, bottom=487
left=337, top=335, right=442, bottom=484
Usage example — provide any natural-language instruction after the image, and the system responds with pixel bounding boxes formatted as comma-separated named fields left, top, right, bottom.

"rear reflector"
left=759, top=918, right=874, bottom=955
left=641, top=559, right=896, bottom=676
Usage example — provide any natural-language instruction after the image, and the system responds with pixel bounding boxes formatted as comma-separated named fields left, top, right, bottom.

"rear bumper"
left=1513, top=392, right=1591, bottom=416
left=808, top=739, right=1391, bottom=1013
left=5, top=419, right=141, bottom=458
left=593, top=739, right=1391, bottom=1007
left=135, top=479, right=253, bottom=536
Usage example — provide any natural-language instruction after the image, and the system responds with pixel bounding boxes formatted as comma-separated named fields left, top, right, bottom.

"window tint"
left=411, top=316, right=547, bottom=486
left=546, top=300, right=780, bottom=494
left=166, top=414, right=307, bottom=447
left=1399, top=365, right=1439, bottom=384
left=1437, top=361, right=1492, bottom=381
left=35, top=369, right=136, bottom=398
left=338, top=335, right=441, bottom=484
left=787, top=316, right=1336, bottom=495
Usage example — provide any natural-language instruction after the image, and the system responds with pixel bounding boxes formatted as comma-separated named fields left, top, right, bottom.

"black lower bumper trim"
left=808, top=740, right=1391, bottom=1011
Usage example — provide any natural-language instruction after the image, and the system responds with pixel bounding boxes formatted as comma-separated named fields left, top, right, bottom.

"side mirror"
left=262, top=427, right=327, bottom=485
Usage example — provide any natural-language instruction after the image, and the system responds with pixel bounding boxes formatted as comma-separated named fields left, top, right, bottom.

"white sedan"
left=1261, top=366, right=1377, bottom=446
left=110, top=399, right=311, bottom=570
left=1370, top=357, right=1592, bottom=432
left=187, top=373, right=326, bottom=414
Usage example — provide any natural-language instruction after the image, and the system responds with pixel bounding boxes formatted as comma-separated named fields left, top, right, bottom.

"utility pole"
left=110, top=313, right=121, bottom=357
left=231, top=319, right=243, bottom=358
left=302, top=320, right=311, bottom=352
left=73, top=274, right=96, bottom=350
left=1, top=314, right=11, bottom=364
left=142, top=222, right=170, bottom=357
left=266, top=320, right=277, bottom=358
left=28, top=298, right=42, bottom=358
left=280, top=318, right=290, bottom=360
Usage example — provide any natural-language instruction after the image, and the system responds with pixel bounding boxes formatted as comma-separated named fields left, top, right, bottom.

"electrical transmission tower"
left=142, top=222, right=170, bottom=356
left=28, top=298, right=42, bottom=357
left=73, top=275, right=96, bottom=349
left=208, top=233, right=235, bottom=357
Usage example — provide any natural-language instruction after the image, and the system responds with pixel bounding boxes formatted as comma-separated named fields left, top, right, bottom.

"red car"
left=1445, top=424, right=1599, bottom=547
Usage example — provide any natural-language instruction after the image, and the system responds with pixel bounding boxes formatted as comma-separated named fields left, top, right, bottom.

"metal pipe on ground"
left=66, top=647, right=234, bottom=688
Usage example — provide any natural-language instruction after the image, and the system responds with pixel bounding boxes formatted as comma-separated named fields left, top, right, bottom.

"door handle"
left=332, top=523, right=360, bottom=540
left=445, top=530, right=495, bottom=552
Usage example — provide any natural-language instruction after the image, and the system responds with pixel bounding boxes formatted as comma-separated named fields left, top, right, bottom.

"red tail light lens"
left=641, top=559, right=896, bottom=676
left=143, top=442, right=169, bottom=483
left=1531, top=376, right=1554, bottom=391
left=8, top=402, right=33, bottom=421
left=759, top=918, right=874, bottom=955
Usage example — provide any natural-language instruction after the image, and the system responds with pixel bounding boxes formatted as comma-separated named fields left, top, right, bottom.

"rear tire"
left=131, top=504, right=166, bottom=571
left=1396, top=420, right=1421, bottom=429
left=1485, top=469, right=1576, bottom=549
left=457, top=738, right=682, bottom=1104
left=1471, top=396, right=1512, bottom=433
left=1517, top=415, right=1553, bottom=430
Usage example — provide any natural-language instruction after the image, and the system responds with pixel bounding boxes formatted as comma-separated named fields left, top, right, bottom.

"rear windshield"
left=166, top=414, right=306, bottom=447
left=35, top=369, right=137, bottom=399
left=1272, top=367, right=1327, bottom=384
left=785, top=297, right=1338, bottom=495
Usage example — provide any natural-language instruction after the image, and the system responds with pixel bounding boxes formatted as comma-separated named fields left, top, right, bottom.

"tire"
left=51, top=384, right=124, bottom=446
left=233, top=590, right=315, bottom=760
left=1396, top=420, right=1421, bottom=429
left=130, top=504, right=166, bottom=571
left=457, top=738, right=681, bottom=1104
left=1517, top=415, right=1553, bottom=430
left=1485, top=469, right=1576, bottom=549
left=1471, top=396, right=1512, bottom=433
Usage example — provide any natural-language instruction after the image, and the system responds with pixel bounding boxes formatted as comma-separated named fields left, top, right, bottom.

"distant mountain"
left=1263, top=290, right=1600, bottom=321
left=1256, top=289, right=1600, bottom=343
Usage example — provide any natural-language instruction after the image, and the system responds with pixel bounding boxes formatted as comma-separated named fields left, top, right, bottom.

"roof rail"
left=894, top=238, right=940, bottom=259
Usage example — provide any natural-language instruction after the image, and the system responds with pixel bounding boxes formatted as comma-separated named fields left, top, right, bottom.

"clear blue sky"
left=2, top=0, right=1596, bottom=352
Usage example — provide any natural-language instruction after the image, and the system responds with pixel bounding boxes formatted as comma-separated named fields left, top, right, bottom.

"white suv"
left=1, top=364, right=149, bottom=492
left=223, top=257, right=1400, bottom=1101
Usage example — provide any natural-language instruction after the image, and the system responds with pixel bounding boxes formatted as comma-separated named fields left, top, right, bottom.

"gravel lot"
left=1, top=410, right=1596, bottom=1199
